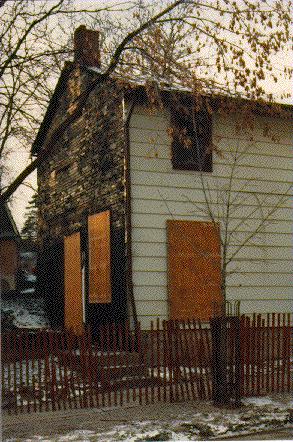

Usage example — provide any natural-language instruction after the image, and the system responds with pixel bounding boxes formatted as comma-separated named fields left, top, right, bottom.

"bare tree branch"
left=0, top=0, right=185, bottom=205
left=0, top=0, right=291, bottom=207
left=0, top=1, right=65, bottom=79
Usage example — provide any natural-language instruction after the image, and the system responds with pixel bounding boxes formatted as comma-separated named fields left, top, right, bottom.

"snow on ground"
left=1, top=296, right=48, bottom=329
left=4, top=394, right=292, bottom=441
left=21, top=288, right=37, bottom=295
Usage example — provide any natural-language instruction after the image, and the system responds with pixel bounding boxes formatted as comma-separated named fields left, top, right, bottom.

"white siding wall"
left=129, top=104, right=293, bottom=329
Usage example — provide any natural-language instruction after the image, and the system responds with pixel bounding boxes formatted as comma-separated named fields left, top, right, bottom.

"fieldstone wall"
left=37, top=67, right=127, bottom=327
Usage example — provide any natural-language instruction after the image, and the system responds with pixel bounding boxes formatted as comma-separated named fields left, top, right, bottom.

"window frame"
left=170, top=101, right=213, bottom=172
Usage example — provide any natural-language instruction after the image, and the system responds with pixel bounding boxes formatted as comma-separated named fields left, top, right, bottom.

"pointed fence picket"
left=1, top=314, right=292, bottom=414
left=240, top=313, right=292, bottom=397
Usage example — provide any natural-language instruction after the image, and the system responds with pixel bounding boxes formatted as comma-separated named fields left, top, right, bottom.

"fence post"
left=234, top=316, right=242, bottom=407
left=211, top=316, right=228, bottom=405
left=211, top=316, right=242, bottom=407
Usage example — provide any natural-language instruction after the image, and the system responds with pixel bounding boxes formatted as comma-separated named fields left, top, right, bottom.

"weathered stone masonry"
left=37, top=67, right=127, bottom=328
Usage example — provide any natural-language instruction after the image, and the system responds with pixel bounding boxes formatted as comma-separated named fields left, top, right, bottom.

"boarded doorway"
left=64, top=232, right=84, bottom=334
left=88, top=210, right=112, bottom=304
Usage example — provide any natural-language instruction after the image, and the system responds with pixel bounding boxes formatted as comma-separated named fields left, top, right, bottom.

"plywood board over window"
left=167, top=220, right=222, bottom=321
left=64, top=232, right=83, bottom=335
left=88, top=210, right=112, bottom=304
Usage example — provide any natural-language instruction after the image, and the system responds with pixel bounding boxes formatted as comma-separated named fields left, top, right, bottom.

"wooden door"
left=64, top=232, right=83, bottom=334
left=88, top=210, right=112, bottom=303
left=167, top=220, right=222, bottom=321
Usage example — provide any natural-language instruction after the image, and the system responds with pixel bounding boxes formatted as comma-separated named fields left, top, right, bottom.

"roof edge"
left=31, top=66, right=292, bottom=156
left=31, top=61, right=75, bottom=156
left=123, top=84, right=292, bottom=119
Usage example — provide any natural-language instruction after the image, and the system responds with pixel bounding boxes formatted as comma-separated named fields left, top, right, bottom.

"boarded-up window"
left=64, top=232, right=83, bottom=334
left=167, top=220, right=222, bottom=321
left=88, top=210, right=112, bottom=303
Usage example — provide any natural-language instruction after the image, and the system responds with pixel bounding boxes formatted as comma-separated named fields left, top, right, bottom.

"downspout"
left=123, top=96, right=137, bottom=328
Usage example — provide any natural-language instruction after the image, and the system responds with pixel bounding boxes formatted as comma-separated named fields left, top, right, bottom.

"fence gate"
left=211, top=316, right=241, bottom=406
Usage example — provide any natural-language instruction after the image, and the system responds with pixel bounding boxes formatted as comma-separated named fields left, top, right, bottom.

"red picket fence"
left=1, top=314, right=292, bottom=414
left=1, top=319, right=212, bottom=414
left=211, top=313, right=292, bottom=406
left=240, top=313, right=292, bottom=397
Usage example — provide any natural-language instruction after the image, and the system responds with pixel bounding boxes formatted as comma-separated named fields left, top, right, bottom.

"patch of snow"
left=20, top=288, right=36, bottom=295
left=1, top=297, right=48, bottom=329
left=4, top=390, right=292, bottom=441
left=87, top=66, right=103, bottom=75
left=243, top=396, right=292, bottom=408
left=58, top=430, right=96, bottom=441
left=11, top=308, right=47, bottom=328
left=243, top=396, right=276, bottom=406
left=25, top=274, right=36, bottom=283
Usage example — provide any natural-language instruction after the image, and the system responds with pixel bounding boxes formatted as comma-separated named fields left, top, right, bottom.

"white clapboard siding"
left=133, top=271, right=167, bottom=287
left=215, top=151, right=293, bottom=170
left=130, top=127, right=170, bottom=145
left=225, top=245, right=292, bottom=261
left=237, top=300, right=292, bottom=314
left=133, top=257, right=167, bottom=272
left=132, top=185, right=292, bottom=208
left=133, top=289, right=292, bottom=316
left=131, top=156, right=293, bottom=183
left=133, top=270, right=292, bottom=289
left=134, top=286, right=167, bottom=302
left=132, top=227, right=292, bottom=247
left=130, top=112, right=169, bottom=130
left=213, top=114, right=292, bottom=144
left=136, top=301, right=168, bottom=317
left=132, top=241, right=292, bottom=261
left=131, top=202, right=292, bottom=225
left=225, top=286, right=293, bottom=300
left=132, top=213, right=292, bottom=234
left=132, top=256, right=293, bottom=274
left=134, top=286, right=292, bottom=304
left=230, top=258, right=293, bottom=272
left=214, top=164, right=292, bottom=183
left=131, top=139, right=293, bottom=160
left=227, top=272, right=293, bottom=288
left=129, top=104, right=293, bottom=327
left=131, top=170, right=290, bottom=195
left=131, top=198, right=292, bottom=220
left=216, top=139, right=293, bottom=158
left=132, top=228, right=167, bottom=243
left=132, top=242, right=166, bottom=258
left=131, top=108, right=292, bottom=145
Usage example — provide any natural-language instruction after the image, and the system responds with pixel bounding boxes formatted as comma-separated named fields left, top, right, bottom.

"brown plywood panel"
left=167, top=220, right=222, bottom=321
left=0, top=240, right=18, bottom=275
left=64, top=232, right=83, bottom=334
left=88, top=210, right=112, bottom=304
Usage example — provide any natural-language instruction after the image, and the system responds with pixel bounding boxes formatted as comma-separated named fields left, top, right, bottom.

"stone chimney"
left=74, top=25, right=100, bottom=67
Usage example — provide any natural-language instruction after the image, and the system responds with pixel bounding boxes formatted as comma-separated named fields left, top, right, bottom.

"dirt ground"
left=2, top=395, right=292, bottom=441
